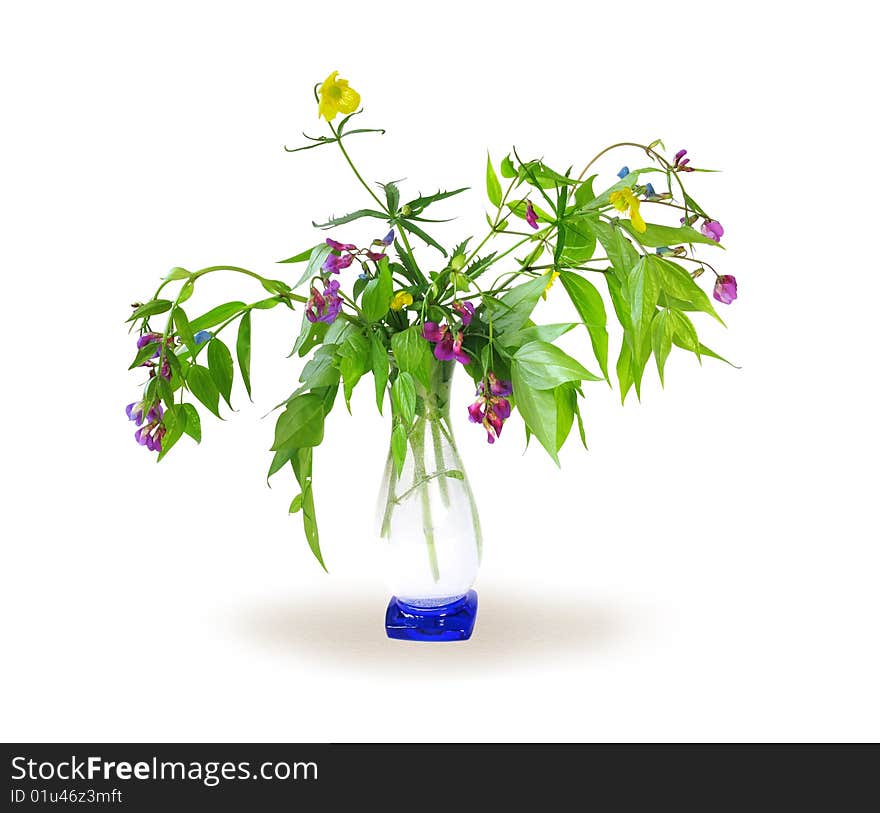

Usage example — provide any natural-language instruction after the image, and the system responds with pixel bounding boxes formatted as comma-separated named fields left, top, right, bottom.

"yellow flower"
left=609, top=188, right=647, bottom=233
left=541, top=271, right=559, bottom=300
left=317, top=71, right=361, bottom=121
left=390, top=291, right=413, bottom=311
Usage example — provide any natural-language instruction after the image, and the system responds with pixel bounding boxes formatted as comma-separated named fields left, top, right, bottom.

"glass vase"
left=378, top=360, right=482, bottom=641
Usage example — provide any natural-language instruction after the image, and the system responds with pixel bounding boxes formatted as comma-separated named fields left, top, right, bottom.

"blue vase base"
left=385, top=590, right=478, bottom=641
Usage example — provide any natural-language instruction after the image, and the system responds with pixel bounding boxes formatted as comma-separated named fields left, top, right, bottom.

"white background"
left=2, top=1, right=877, bottom=742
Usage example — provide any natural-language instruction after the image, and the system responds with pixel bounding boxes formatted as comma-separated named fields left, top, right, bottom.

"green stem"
left=410, top=419, right=440, bottom=581
left=430, top=415, right=450, bottom=509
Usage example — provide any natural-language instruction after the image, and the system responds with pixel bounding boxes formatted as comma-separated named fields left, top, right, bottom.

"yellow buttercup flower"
left=390, top=291, right=413, bottom=311
left=317, top=71, right=361, bottom=121
left=541, top=271, right=559, bottom=300
left=609, top=188, right=647, bottom=233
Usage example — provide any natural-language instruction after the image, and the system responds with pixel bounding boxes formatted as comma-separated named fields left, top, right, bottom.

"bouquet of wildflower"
left=125, top=71, right=736, bottom=568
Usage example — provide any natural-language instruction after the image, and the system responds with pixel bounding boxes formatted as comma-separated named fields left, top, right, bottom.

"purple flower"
left=492, top=397, right=511, bottom=420
left=136, top=332, right=161, bottom=358
left=469, top=372, right=513, bottom=443
left=423, top=323, right=469, bottom=365
left=380, top=229, right=395, bottom=246
left=326, top=238, right=356, bottom=252
left=701, top=220, right=724, bottom=242
left=322, top=252, right=355, bottom=274
left=126, top=401, right=145, bottom=425
left=468, top=401, right=485, bottom=423
left=130, top=401, right=166, bottom=453
left=452, top=300, right=475, bottom=326
left=434, top=330, right=470, bottom=365
left=487, top=372, right=512, bottom=397
left=674, top=149, right=687, bottom=164
left=525, top=200, right=539, bottom=230
left=305, top=280, right=343, bottom=324
left=713, top=275, right=737, bottom=305
left=421, top=322, right=444, bottom=343
left=617, top=166, right=630, bottom=179
left=366, top=251, right=386, bottom=262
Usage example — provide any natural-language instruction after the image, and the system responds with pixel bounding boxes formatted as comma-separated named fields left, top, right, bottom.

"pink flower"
left=423, top=323, right=469, bottom=365
left=525, top=200, right=539, bottom=230
left=701, top=220, right=724, bottom=242
left=452, top=300, right=475, bottom=326
left=421, top=322, right=444, bottom=343
left=713, top=275, right=737, bottom=305
left=326, top=238, right=356, bottom=252
left=469, top=373, right=513, bottom=443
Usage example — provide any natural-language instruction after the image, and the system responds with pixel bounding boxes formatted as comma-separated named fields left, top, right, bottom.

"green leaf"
left=404, top=187, right=469, bottom=216
left=289, top=493, right=304, bottom=514
left=177, top=280, right=194, bottom=304
left=555, top=385, right=576, bottom=452
left=293, top=244, right=332, bottom=289
left=181, top=403, right=201, bottom=443
left=616, top=343, right=634, bottom=405
left=207, top=337, right=234, bottom=408
left=652, top=309, right=673, bottom=386
left=512, top=340, right=602, bottom=390
left=391, top=423, right=408, bottom=475
left=621, top=221, right=724, bottom=248
left=651, top=256, right=724, bottom=325
left=507, top=198, right=554, bottom=224
left=173, top=307, right=196, bottom=356
left=559, top=272, right=610, bottom=382
left=391, top=371, right=417, bottom=425
left=511, top=365, right=559, bottom=464
left=127, top=299, right=173, bottom=322
left=361, top=257, right=393, bottom=321
left=500, top=155, right=516, bottom=178
left=186, top=365, right=221, bottom=418
left=189, top=302, right=247, bottom=334
left=391, top=326, right=434, bottom=389
left=592, top=220, right=639, bottom=278
left=485, top=274, right=550, bottom=335
left=572, top=395, right=588, bottom=449
left=486, top=154, right=502, bottom=207
left=271, top=394, right=325, bottom=450
left=291, top=315, right=328, bottom=358
left=573, top=174, right=596, bottom=209
left=156, top=403, right=188, bottom=461
left=299, top=344, right=341, bottom=390
left=558, top=215, right=597, bottom=265
left=399, top=219, right=448, bottom=257
left=370, top=334, right=389, bottom=414
left=128, top=340, right=163, bottom=370
left=500, top=322, right=578, bottom=348
left=236, top=311, right=252, bottom=399
left=627, top=257, right=660, bottom=357
left=290, top=448, right=325, bottom=570
left=383, top=181, right=400, bottom=215
left=277, top=245, right=321, bottom=264
left=336, top=332, right=370, bottom=410
left=314, top=208, right=387, bottom=228
left=164, top=266, right=190, bottom=281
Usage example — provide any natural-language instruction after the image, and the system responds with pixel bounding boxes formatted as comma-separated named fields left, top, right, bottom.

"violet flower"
left=379, top=230, right=395, bottom=246
left=130, top=401, right=165, bottom=453
left=469, top=372, right=513, bottom=443
left=713, top=275, right=738, bottom=305
left=452, top=300, right=475, bottom=326
left=326, top=238, right=356, bottom=252
left=525, top=200, right=539, bottom=230
left=701, top=220, right=724, bottom=242
left=487, top=372, right=512, bottom=397
left=423, top=323, right=469, bottom=365
left=322, top=252, right=354, bottom=274
left=305, top=280, right=343, bottom=324
left=137, top=332, right=162, bottom=356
